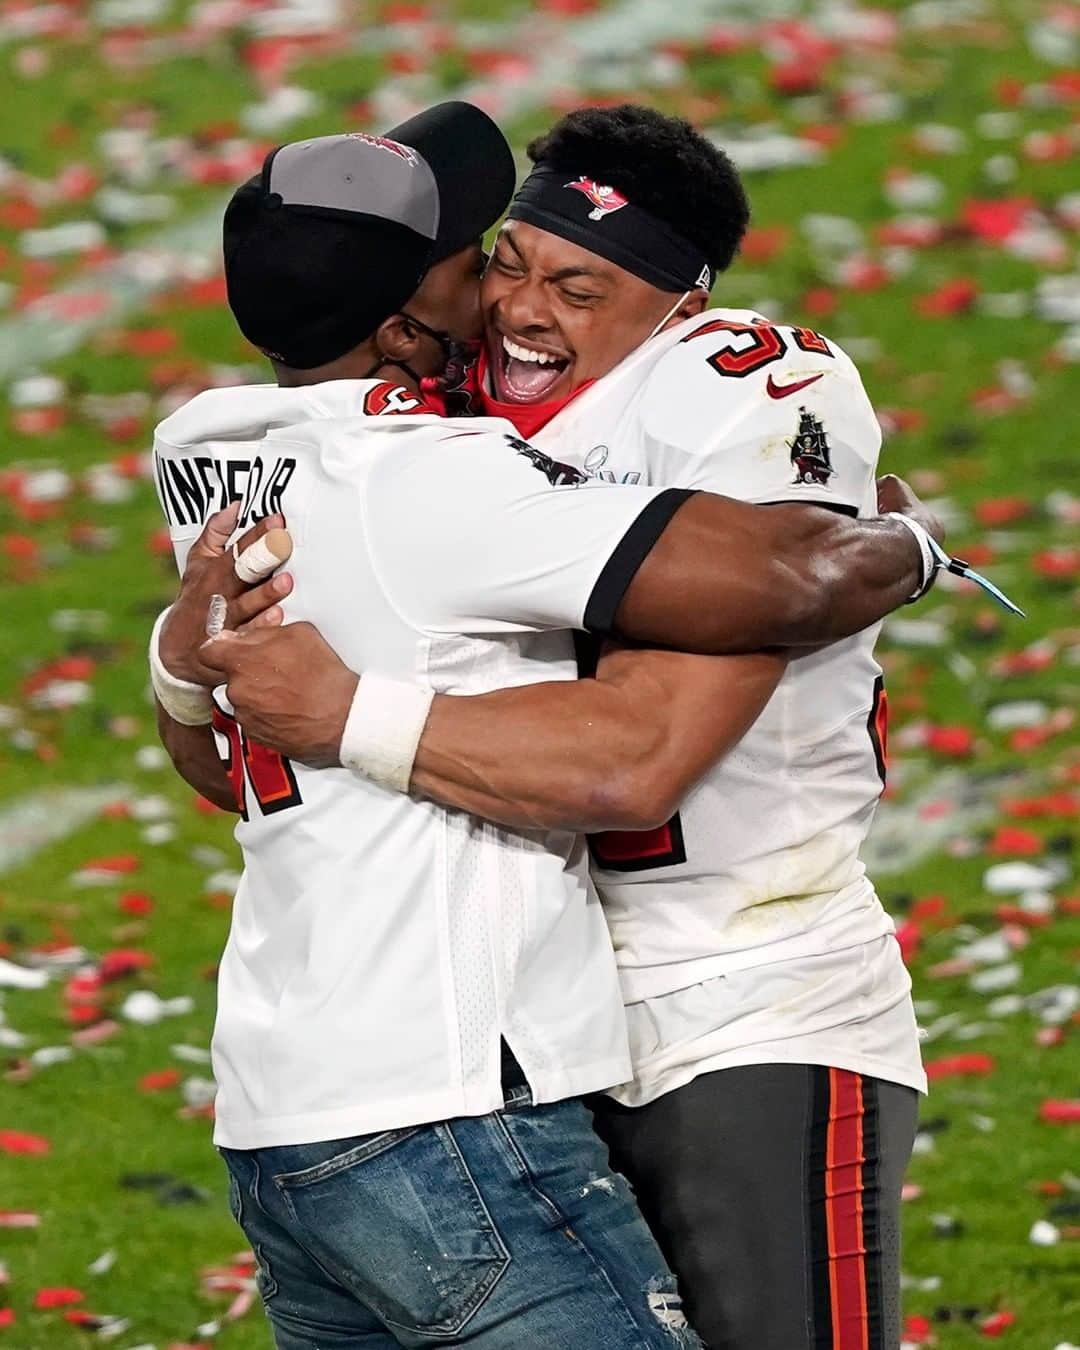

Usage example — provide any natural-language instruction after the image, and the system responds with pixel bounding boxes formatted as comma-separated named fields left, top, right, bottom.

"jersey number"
left=589, top=813, right=687, bottom=873
left=212, top=704, right=303, bottom=817
left=681, top=320, right=832, bottom=377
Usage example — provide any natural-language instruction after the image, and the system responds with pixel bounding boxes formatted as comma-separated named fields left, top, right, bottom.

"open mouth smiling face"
left=495, top=332, right=573, bottom=403
left=481, top=220, right=706, bottom=408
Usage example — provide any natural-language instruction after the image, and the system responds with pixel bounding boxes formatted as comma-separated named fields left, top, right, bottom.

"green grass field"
left=0, top=2, right=1077, bottom=1346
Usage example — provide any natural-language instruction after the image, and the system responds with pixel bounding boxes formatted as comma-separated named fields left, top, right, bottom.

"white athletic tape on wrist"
left=885, top=512, right=938, bottom=602
left=149, top=606, right=213, bottom=726
left=339, top=674, right=434, bottom=794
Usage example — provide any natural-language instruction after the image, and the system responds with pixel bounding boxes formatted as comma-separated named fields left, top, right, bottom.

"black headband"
left=507, top=164, right=714, bottom=295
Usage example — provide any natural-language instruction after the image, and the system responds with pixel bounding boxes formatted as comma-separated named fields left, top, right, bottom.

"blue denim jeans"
left=220, top=1089, right=700, bottom=1348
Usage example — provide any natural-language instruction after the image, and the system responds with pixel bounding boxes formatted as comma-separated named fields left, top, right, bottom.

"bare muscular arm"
left=202, top=621, right=783, bottom=830
left=155, top=700, right=237, bottom=812
left=200, top=479, right=943, bottom=816
left=607, top=478, right=937, bottom=653
left=411, top=646, right=785, bottom=831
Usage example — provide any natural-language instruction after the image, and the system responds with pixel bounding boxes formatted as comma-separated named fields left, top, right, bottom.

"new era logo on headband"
left=346, top=133, right=418, bottom=166
left=566, top=177, right=629, bottom=221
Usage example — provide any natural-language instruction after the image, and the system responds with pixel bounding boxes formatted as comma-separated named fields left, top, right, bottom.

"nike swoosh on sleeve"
left=765, top=372, right=824, bottom=399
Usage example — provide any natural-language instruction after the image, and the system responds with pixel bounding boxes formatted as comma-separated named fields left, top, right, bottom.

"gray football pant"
left=591, top=1063, right=918, bottom=1350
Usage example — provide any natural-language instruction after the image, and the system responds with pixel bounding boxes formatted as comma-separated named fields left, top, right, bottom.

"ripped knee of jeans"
left=645, top=1275, right=695, bottom=1343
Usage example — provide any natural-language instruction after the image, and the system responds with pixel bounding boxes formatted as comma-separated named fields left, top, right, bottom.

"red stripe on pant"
left=824, top=1068, right=869, bottom=1350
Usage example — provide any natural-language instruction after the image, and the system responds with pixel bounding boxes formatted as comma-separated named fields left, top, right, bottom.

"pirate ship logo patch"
left=789, top=406, right=834, bottom=487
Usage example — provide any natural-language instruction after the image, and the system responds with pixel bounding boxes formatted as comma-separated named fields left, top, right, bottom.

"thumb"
left=198, top=628, right=241, bottom=670
left=190, top=500, right=241, bottom=561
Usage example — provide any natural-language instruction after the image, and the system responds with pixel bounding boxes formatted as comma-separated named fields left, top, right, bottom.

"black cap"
left=223, top=102, right=515, bottom=369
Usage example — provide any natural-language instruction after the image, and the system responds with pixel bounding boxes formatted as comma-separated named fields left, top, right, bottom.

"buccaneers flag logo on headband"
left=565, top=177, right=629, bottom=221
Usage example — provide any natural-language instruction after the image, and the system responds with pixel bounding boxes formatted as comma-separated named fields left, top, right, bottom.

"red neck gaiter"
left=424, top=350, right=593, bottom=441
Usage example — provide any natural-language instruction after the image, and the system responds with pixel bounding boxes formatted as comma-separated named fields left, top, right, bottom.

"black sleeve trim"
left=583, top=488, right=697, bottom=637
left=766, top=499, right=859, bottom=517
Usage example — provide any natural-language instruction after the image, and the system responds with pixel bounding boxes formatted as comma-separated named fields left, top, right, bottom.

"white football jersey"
left=152, top=378, right=687, bottom=1148
left=529, top=311, right=897, bottom=1003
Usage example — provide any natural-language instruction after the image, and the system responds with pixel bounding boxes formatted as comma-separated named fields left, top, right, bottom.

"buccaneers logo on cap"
left=566, top=177, right=629, bottom=222
left=348, top=133, right=418, bottom=166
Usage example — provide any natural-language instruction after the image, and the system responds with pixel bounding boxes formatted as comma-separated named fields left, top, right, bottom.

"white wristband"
left=339, top=674, right=434, bottom=793
left=149, top=607, right=213, bottom=726
left=885, top=512, right=940, bottom=602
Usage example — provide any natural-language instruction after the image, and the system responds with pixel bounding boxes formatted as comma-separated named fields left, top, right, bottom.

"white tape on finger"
left=234, top=536, right=282, bottom=584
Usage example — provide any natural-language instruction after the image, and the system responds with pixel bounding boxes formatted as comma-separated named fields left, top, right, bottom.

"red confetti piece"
left=1036, top=1027, right=1066, bottom=1047
left=1009, top=711, right=1075, bottom=751
left=65, top=973, right=103, bottom=1003
left=925, top=1053, right=996, bottom=1081
left=740, top=226, right=790, bottom=263
left=876, top=217, right=945, bottom=248
left=801, top=124, right=845, bottom=148
left=974, top=496, right=1031, bottom=526
left=2, top=534, right=39, bottom=563
left=962, top=197, right=1034, bottom=244
left=994, top=905, right=1053, bottom=927
left=0, top=1212, right=39, bottom=1228
left=78, top=853, right=138, bottom=876
left=917, top=278, right=979, bottom=316
left=0, top=1309, right=14, bottom=1328
left=0, top=1130, right=50, bottom=1155
left=71, top=1019, right=120, bottom=1047
left=34, top=1288, right=84, bottom=1309
left=904, top=1313, right=934, bottom=1343
left=911, top=894, right=950, bottom=922
left=139, top=1069, right=182, bottom=1092
left=11, top=407, right=66, bottom=436
left=895, top=920, right=921, bottom=963
left=979, top=1310, right=1016, bottom=1337
left=1034, top=547, right=1080, bottom=578
left=1003, top=793, right=1078, bottom=819
left=993, top=647, right=1057, bottom=678
left=148, top=527, right=176, bottom=556
left=119, top=328, right=177, bottom=357
left=925, top=725, right=976, bottom=757
left=119, top=891, right=154, bottom=916
left=98, top=948, right=154, bottom=982
left=1039, top=1100, right=1080, bottom=1124
left=770, top=60, right=827, bottom=94
left=987, top=826, right=1044, bottom=856
left=927, top=957, right=974, bottom=979
left=802, top=287, right=837, bottom=317
left=62, top=1310, right=107, bottom=1326
left=0, top=199, right=40, bottom=229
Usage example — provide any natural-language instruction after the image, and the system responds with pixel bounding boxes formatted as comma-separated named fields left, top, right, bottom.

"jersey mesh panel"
left=443, top=813, right=499, bottom=1094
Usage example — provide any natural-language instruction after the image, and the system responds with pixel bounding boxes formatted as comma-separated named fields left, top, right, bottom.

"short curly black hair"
left=526, top=104, right=750, bottom=275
